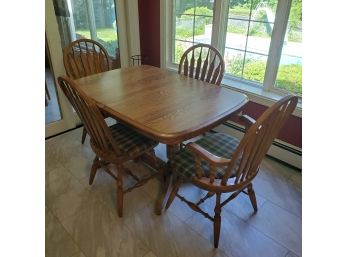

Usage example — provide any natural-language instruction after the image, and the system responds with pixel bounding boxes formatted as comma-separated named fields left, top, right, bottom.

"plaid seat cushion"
left=173, top=133, right=240, bottom=181
left=109, top=123, right=158, bottom=155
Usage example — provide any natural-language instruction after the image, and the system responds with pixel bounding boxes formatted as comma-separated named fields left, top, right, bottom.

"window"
left=53, top=0, right=120, bottom=58
left=168, top=0, right=302, bottom=96
left=173, top=0, right=215, bottom=63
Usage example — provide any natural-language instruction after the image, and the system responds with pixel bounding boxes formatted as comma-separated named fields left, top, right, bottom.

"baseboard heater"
left=212, top=121, right=302, bottom=170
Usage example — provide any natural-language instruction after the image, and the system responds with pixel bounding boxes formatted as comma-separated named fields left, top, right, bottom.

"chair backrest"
left=63, top=39, right=111, bottom=80
left=178, top=43, right=225, bottom=85
left=221, top=95, right=298, bottom=187
left=57, top=76, right=121, bottom=156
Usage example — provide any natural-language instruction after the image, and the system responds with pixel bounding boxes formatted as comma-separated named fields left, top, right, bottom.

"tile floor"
left=45, top=127, right=302, bottom=257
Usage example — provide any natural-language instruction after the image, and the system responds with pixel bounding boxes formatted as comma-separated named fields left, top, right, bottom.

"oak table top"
left=75, top=65, right=248, bottom=145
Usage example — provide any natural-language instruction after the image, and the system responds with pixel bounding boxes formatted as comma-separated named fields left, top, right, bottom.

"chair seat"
left=109, top=123, right=158, bottom=156
left=173, top=133, right=240, bottom=181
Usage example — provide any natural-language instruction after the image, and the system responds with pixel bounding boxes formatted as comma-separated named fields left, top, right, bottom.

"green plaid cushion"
left=173, top=133, right=240, bottom=181
left=109, top=123, right=158, bottom=155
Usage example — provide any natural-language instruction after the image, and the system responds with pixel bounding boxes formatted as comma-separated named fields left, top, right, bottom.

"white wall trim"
left=115, top=0, right=130, bottom=67
left=125, top=0, right=141, bottom=58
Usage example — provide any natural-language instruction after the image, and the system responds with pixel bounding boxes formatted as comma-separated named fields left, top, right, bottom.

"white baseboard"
left=213, top=122, right=302, bottom=170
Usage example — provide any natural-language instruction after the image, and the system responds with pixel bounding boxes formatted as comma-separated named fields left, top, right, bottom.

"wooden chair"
left=178, top=43, right=225, bottom=85
left=63, top=39, right=112, bottom=144
left=178, top=44, right=225, bottom=149
left=165, top=95, right=298, bottom=248
left=58, top=76, right=161, bottom=217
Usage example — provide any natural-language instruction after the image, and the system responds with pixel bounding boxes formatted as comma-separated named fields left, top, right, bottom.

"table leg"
left=154, top=144, right=180, bottom=215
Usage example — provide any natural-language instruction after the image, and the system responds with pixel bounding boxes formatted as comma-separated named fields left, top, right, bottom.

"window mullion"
left=211, top=0, right=229, bottom=53
left=263, top=0, right=292, bottom=91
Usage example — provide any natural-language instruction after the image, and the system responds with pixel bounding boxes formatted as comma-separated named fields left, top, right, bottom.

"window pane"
left=226, top=19, right=248, bottom=50
left=93, top=0, right=119, bottom=57
left=195, top=1, right=214, bottom=12
left=173, top=0, right=215, bottom=65
left=224, top=49, right=245, bottom=79
left=246, top=21, right=273, bottom=55
left=174, top=40, right=193, bottom=64
left=228, top=0, right=251, bottom=19
left=275, top=0, right=302, bottom=95
left=176, top=14, right=194, bottom=40
left=175, top=0, right=196, bottom=14
left=225, top=0, right=272, bottom=85
left=250, top=0, right=277, bottom=23
left=242, top=52, right=267, bottom=84
left=194, top=16, right=213, bottom=44
left=70, top=0, right=119, bottom=58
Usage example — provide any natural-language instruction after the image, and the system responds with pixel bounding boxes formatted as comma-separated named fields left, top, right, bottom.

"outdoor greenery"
left=174, top=0, right=302, bottom=95
left=174, top=42, right=186, bottom=64
left=276, top=64, right=302, bottom=94
left=226, top=58, right=302, bottom=95
left=176, top=7, right=213, bottom=39
left=76, top=28, right=118, bottom=56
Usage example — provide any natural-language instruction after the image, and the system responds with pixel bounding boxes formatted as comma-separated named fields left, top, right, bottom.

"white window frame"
left=161, top=0, right=301, bottom=115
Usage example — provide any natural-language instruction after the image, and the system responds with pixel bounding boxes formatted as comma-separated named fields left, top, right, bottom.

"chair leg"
left=165, top=178, right=182, bottom=210
left=247, top=183, right=258, bottom=212
left=213, top=193, right=222, bottom=248
left=116, top=165, right=124, bottom=217
left=89, top=156, right=99, bottom=185
left=81, top=127, right=87, bottom=144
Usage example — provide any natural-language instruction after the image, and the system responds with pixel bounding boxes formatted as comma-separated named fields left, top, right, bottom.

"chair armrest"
left=186, top=142, right=231, bottom=166
left=238, top=113, right=256, bottom=131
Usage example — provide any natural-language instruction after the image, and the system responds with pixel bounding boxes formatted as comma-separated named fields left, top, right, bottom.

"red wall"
left=138, top=0, right=161, bottom=67
left=230, top=102, right=302, bottom=148
left=137, top=1, right=302, bottom=149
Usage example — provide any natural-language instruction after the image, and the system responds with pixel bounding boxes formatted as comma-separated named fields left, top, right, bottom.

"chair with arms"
left=58, top=76, right=161, bottom=217
left=63, top=38, right=112, bottom=144
left=178, top=43, right=225, bottom=85
left=165, top=95, right=298, bottom=248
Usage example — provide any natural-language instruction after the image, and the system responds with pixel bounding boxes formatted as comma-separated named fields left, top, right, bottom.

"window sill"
left=221, top=76, right=302, bottom=118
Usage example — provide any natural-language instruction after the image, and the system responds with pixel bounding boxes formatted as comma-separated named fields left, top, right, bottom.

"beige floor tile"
left=221, top=191, right=267, bottom=221
left=46, top=128, right=94, bottom=173
left=140, top=176, right=162, bottom=200
left=79, top=161, right=158, bottom=219
left=185, top=209, right=288, bottom=257
left=46, top=208, right=80, bottom=257
left=61, top=200, right=149, bottom=257
left=46, top=163, right=74, bottom=186
left=286, top=251, right=299, bottom=257
left=288, top=172, right=302, bottom=192
left=258, top=157, right=296, bottom=181
left=70, top=252, right=87, bottom=257
left=125, top=205, right=229, bottom=257
left=143, top=251, right=157, bottom=257
left=46, top=127, right=302, bottom=257
left=61, top=151, right=94, bottom=180
left=246, top=201, right=302, bottom=256
left=46, top=171, right=100, bottom=221
left=253, top=174, right=302, bottom=218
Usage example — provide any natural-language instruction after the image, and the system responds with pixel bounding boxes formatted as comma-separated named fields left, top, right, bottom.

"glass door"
left=45, top=0, right=76, bottom=137
left=45, top=0, right=126, bottom=138
left=53, top=0, right=121, bottom=68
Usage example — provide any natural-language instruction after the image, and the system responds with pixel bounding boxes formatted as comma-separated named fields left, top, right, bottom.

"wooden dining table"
left=75, top=64, right=248, bottom=213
